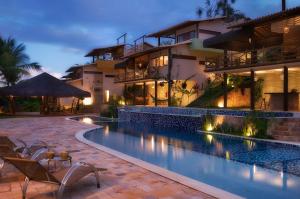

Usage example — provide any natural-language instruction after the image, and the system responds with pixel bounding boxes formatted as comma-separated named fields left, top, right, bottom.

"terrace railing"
left=114, top=64, right=167, bottom=83
left=205, top=45, right=300, bottom=71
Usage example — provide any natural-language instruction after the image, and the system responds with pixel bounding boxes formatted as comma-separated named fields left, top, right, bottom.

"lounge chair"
left=0, top=136, right=49, bottom=156
left=3, top=157, right=100, bottom=199
left=0, top=145, right=48, bottom=173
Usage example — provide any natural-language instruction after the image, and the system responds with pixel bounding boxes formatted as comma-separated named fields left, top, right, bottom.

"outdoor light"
left=217, top=100, right=224, bottom=108
left=105, top=90, right=110, bottom=103
left=206, top=123, right=214, bottom=132
left=284, top=26, right=289, bottom=33
left=83, top=97, right=93, bottom=106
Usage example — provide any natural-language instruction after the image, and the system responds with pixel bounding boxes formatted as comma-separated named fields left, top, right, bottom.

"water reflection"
left=82, top=117, right=93, bottom=124
left=83, top=119, right=300, bottom=199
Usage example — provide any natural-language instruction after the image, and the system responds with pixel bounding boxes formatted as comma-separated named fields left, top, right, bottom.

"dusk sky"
left=1, top=0, right=299, bottom=78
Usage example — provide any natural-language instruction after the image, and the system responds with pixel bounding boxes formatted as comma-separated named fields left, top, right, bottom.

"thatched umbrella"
left=2, top=72, right=90, bottom=114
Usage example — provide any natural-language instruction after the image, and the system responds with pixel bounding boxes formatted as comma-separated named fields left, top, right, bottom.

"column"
left=155, top=81, right=158, bottom=106
left=250, top=70, right=255, bottom=110
left=223, top=73, right=228, bottom=108
left=143, top=82, right=146, bottom=105
left=283, top=66, right=289, bottom=111
left=167, top=48, right=172, bottom=106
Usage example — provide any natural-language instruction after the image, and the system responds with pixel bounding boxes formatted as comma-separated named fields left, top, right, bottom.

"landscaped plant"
left=242, top=112, right=270, bottom=139
left=100, top=96, right=125, bottom=118
left=202, top=113, right=216, bottom=132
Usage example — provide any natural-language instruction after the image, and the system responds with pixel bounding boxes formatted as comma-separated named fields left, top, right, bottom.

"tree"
left=0, top=37, right=41, bottom=86
left=197, top=0, right=247, bottom=22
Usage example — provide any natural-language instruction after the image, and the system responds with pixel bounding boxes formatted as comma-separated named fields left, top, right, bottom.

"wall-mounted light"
left=105, top=90, right=110, bottom=103
left=83, top=97, right=93, bottom=105
left=283, top=26, right=290, bottom=34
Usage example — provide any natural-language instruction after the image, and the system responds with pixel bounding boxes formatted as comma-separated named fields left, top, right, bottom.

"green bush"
left=100, top=96, right=124, bottom=118
left=202, top=111, right=272, bottom=139
left=15, top=98, right=40, bottom=112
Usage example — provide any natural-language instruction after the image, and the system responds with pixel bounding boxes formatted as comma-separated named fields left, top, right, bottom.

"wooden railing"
left=205, top=45, right=300, bottom=71
left=114, top=64, right=167, bottom=82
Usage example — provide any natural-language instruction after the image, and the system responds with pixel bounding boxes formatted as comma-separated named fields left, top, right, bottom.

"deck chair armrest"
left=79, top=162, right=98, bottom=172
left=16, top=139, right=27, bottom=148
left=60, top=162, right=98, bottom=186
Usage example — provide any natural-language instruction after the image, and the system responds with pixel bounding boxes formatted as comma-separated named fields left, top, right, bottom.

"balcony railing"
left=205, top=45, right=300, bottom=71
left=114, top=65, right=167, bottom=83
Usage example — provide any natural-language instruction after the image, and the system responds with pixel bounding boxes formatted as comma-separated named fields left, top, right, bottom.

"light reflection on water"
left=81, top=118, right=300, bottom=199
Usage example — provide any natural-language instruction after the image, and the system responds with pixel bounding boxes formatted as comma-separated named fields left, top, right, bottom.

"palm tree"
left=0, top=37, right=41, bottom=86
left=197, top=0, right=247, bottom=22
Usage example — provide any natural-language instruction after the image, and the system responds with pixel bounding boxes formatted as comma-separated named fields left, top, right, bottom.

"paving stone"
left=0, top=116, right=214, bottom=199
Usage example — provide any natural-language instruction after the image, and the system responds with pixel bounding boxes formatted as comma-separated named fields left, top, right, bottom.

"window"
left=151, top=56, right=168, bottom=67
left=177, top=31, right=196, bottom=43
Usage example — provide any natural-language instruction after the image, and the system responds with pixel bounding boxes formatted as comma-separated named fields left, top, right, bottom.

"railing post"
left=224, top=49, right=228, bottom=68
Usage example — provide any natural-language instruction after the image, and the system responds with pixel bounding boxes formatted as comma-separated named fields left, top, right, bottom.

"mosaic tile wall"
left=119, top=106, right=294, bottom=118
left=118, top=106, right=294, bottom=131
left=119, top=111, right=204, bottom=131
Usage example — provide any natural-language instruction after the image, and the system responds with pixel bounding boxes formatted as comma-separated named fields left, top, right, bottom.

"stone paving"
left=0, top=117, right=214, bottom=199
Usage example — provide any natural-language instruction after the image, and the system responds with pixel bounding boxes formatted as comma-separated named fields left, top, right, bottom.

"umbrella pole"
left=8, top=96, right=16, bottom=115
left=40, top=96, right=44, bottom=115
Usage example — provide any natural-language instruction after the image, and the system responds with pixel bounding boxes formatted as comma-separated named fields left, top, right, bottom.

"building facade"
left=61, top=45, right=124, bottom=112
left=203, top=6, right=300, bottom=111
left=115, top=18, right=229, bottom=107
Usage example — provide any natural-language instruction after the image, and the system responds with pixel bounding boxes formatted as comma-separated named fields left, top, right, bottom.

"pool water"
left=78, top=117, right=300, bottom=199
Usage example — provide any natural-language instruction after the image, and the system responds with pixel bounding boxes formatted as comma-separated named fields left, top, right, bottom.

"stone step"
left=273, top=126, right=289, bottom=131
left=271, top=130, right=289, bottom=135
left=273, top=135, right=300, bottom=142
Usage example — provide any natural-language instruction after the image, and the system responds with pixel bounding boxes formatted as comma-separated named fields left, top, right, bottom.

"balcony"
left=115, top=65, right=168, bottom=83
left=205, top=45, right=300, bottom=72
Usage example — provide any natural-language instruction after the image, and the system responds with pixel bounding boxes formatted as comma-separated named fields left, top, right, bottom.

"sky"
left=0, top=0, right=299, bottom=78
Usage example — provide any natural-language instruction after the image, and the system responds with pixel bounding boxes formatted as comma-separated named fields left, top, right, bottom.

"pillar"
left=155, top=81, right=158, bottom=106
left=143, top=82, right=146, bottom=105
left=223, top=73, right=228, bottom=108
left=250, top=70, right=255, bottom=110
left=167, top=48, right=172, bottom=106
left=283, top=66, right=288, bottom=111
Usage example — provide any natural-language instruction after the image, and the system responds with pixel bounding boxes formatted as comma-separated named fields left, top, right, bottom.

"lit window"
left=163, top=56, right=168, bottom=66
left=159, top=56, right=164, bottom=66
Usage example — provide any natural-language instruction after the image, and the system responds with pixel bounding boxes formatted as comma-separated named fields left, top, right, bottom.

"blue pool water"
left=77, top=116, right=300, bottom=199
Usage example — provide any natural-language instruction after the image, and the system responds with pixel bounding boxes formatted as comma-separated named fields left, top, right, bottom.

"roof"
left=203, top=28, right=253, bottom=51
left=229, top=6, right=300, bottom=28
left=66, top=65, right=82, bottom=72
left=123, top=45, right=173, bottom=59
left=147, top=17, right=226, bottom=37
left=1, top=73, right=90, bottom=98
left=85, top=44, right=125, bottom=57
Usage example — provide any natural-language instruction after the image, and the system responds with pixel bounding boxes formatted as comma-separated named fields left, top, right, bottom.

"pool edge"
left=75, top=128, right=244, bottom=199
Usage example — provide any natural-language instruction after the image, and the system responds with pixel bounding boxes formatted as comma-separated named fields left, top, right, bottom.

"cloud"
left=1, top=0, right=298, bottom=77
left=28, top=67, right=63, bottom=79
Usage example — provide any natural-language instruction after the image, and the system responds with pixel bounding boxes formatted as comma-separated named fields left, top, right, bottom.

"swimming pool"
left=75, top=116, right=300, bottom=199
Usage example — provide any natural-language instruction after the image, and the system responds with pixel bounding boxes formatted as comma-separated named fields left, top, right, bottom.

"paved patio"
left=0, top=117, right=214, bottom=199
